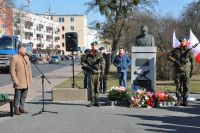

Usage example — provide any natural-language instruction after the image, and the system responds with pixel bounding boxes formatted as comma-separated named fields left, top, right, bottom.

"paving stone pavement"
left=0, top=64, right=200, bottom=133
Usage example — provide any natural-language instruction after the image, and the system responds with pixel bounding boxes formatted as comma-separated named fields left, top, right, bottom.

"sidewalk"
left=0, top=64, right=82, bottom=112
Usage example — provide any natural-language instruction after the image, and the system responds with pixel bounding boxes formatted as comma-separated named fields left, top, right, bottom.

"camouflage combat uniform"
left=81, top=49, right=91, bottom=89
left=84, top=50, right=104, bottom=107
left=168, top=46, right=194, bottom=106
left=99, top=53, right=110, bottom=94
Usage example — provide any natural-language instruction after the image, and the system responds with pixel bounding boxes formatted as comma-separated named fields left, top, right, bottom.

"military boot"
left=94, top=96, right=101, bottom=107
left=174, top=97, right=182, bottom=106
left=182, top=97, right=188, bottom=106
left=87, top=97, right=95, bottom=107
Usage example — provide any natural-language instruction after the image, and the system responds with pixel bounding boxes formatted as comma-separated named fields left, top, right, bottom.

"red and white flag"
left=172, top=30, right=180, bottom=48
left=188, top=29, right=200, bottom=63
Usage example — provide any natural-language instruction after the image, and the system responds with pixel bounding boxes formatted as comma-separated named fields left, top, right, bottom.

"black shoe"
left=87, top=102, right=95, bottom=107
left=102, top=91, right=106, bottom=94
left=14, top=110, right=21, bottom=115
left=19, top=108, right=28, bottom=114
left=94, top=103, right=101, bottom=107
left=181, top=101, right=188, bottom=106
left=182, top=97, right=188, bottom=106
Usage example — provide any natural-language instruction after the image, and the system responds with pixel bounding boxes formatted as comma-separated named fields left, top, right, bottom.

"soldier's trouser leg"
left=99, top=78, right=103, bottom=93
left=182, top=76, right=190, bottom=106
left=84, top=73, right=88, bottom=89
left=93, top=74, right=101, bottom=106
left=87, top=74, right=95, bottom=107
left=103, top=77, right=107, bottom=93
left=174, top=74, right=182, bottom=106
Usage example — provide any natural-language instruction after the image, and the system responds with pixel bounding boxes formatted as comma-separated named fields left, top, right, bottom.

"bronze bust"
left=135, top=25, right=155, bottom=47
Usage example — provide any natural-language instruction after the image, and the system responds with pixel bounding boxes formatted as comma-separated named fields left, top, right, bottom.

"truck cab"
left=0, top=35, right=19, bottom=72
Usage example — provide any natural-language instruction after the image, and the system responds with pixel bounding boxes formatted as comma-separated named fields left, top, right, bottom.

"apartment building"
left=0, top=7, right=61, bottom=55
left=1, top=6, right=91, bottom=55
left=13, top=10, right=61, bottom=55
left=50, top=15, right=87, bottom=55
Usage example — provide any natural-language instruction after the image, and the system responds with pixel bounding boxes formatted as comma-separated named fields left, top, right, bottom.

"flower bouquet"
left=108, top=86, right=130, bottom=106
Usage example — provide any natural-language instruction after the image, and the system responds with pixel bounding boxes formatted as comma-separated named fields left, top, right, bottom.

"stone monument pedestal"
left=131, top=47, right=157, bottom=92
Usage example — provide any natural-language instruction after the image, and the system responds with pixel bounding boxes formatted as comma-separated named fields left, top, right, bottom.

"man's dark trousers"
left=13, top=89, right=28, bottom=111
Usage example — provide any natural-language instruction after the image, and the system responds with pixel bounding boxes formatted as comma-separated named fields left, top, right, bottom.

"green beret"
left=91, top=41, right=98, bottom=46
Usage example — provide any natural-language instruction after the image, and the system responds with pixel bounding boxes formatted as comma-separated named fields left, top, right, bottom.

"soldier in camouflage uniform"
left=99, top=47, right=110, bottom=94
left=81, top=49, right=91, bottom=89
left=83, top=42, right=104, bottom=107
left=168, top=36, right=194, bottom=106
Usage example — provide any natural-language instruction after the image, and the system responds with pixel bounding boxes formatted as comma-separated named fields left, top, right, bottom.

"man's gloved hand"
left=93, top=69, right=100, bottom=73
left=174, top=60, right=181, bottom=66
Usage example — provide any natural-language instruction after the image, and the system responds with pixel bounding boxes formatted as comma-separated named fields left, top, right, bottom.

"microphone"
left=26, top=53, right=31, bottom=57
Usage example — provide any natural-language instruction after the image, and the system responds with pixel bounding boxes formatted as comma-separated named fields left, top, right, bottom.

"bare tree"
left=0, top=0, right=15, bottom=34
left=86, top=0, right=157, bottom=55
left=180, top=0, right=200, bottom=35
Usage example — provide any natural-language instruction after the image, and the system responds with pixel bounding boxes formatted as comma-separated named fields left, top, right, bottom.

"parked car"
left=49, top=55, right=61, bottom=64
left=64, top=55, right=72, bottom=60
left=30, top=54, right=39, bottom=64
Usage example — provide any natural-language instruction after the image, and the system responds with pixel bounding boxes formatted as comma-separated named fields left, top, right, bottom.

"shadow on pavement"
left=157, top=102, right=200, bottom=116
left=115, top=103, right=200, bottom=133
left=119, top=114, right=200, bottom=133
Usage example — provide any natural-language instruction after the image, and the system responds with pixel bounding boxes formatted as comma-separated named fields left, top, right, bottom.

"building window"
left=59, top=18, right=64, bottom=22
left=62, top=34, right=65, bottom=39
left=70, top=26, right=74, bottom=31
left=62, top=26, right=65, bottom=31
left=62, top=43, right=64, bottom=47
left=70, top=17, right=74, bottom=22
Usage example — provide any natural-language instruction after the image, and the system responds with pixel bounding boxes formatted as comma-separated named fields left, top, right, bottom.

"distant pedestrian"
left=10, top=43, right=32, bottom=115
left=113, top=47, right=131, bottom=88
left=99, top=47, right=110, bottom=94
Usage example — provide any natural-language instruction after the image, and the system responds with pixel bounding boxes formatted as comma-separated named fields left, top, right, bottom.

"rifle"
left=182, top=41, right=200, bottom=56
left=170, top=42, right=200, bottom=65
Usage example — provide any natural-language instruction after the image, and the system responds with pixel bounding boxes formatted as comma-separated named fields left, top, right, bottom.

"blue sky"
left=16, top=0, right=194, bottom=24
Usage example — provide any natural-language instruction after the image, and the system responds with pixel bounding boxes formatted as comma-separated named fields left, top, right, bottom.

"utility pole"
left=19, top=10, right=23, bottom=43
left=19, top=5, right=28, bottom=43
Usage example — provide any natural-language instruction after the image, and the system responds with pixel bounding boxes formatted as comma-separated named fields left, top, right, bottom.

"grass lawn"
left=54, top=65, right=200, bottom=93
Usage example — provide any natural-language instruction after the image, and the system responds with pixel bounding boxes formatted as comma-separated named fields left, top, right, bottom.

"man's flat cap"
left=18, top=43, right=26, bottom=49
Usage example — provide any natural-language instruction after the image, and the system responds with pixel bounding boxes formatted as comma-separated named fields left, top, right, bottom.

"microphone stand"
left=31, top=59, right=58, bottom=116
left=71, top=50, right=81, bottom=88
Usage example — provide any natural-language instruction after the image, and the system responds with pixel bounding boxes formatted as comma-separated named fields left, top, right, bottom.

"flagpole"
left=28, top=3, right=30, bottom=13
left=27, top=0, right=31, bottom=13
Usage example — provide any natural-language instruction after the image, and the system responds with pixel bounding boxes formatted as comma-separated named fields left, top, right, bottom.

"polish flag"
left=188, top=29, right=200, bottom=63
left=172, top=30, right=180, bottom=48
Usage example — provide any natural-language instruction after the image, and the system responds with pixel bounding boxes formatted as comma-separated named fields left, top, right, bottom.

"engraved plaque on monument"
left=131, top=47, right=157, bottom=92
